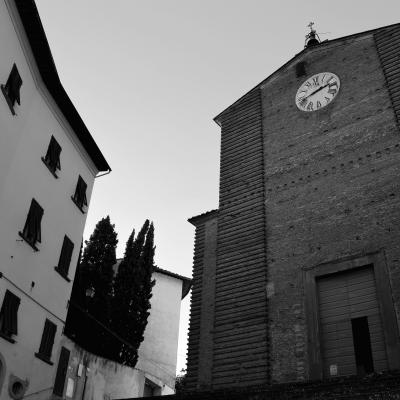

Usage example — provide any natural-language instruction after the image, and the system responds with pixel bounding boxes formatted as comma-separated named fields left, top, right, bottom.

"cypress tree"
left=82, top=216, right=118, bottom=325
left=112, top=220, right=155, bottom=367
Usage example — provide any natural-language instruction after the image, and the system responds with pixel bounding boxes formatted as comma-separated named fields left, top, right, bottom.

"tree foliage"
left=112, top=219, right=156, bottom=367
left=66, top=217, right=156, bottom=368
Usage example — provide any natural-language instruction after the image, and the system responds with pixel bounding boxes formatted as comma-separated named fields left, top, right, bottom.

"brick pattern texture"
left=262, top=29, right=400, bottom=383
left=186, top=22, right=400, bottom=392
left=212, top=88, right=268, bottom=389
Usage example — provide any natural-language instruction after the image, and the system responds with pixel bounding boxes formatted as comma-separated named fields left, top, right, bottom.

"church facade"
left=186, top=23, right=400, bottom=391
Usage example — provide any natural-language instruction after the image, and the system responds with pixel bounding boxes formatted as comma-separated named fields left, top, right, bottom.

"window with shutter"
left=35, top=319, right=57, bottom=365
left=19, top=199, right=44, bottom=251
left=0, top=290, right=20, bottom=343
left=71, top=176, right=87, bottom=212
left=55, top=236, right=74, bottom=281
left=1, top=64, right=22, bottom=115
left=42, top=136, right=61, bottom=177
left=53, top=347, right=70, bottom=396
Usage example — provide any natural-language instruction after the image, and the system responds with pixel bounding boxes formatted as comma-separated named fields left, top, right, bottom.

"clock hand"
left=304, top=82, right=331, bottom=100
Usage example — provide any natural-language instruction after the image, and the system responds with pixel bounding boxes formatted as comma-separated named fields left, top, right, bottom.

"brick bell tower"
left=186, top=23, right=400, bottom=391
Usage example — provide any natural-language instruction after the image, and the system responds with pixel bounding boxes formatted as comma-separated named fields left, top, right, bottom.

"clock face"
left=296, top=72, right=340, bottom=112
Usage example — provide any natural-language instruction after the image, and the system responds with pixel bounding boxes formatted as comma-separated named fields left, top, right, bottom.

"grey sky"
left=35, top=0, right=400, bottom=372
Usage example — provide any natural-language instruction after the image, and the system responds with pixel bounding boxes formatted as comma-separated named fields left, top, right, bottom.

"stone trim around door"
left=303, top=250, right=400, bottom=380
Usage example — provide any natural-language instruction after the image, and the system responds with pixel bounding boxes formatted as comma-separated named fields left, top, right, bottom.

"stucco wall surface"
left=136, top=271, right=183, bottom=391
left=0, top=1, right=98, bottom=399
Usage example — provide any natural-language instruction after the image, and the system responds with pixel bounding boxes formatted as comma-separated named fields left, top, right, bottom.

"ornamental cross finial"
left=308, top=22, right=315, bottom=32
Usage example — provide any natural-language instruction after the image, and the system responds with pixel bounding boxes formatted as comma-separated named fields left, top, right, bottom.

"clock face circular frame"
left=295, top=72, right=340, bottom=112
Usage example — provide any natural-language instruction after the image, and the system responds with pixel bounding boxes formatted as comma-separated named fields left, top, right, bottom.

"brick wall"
left=186, top=23, right=400, bottom=390
left=186, top=211, right=218, bottom=390
left=261, top=28, right=400, bottom=382
left=213, top=88, right=268, bottom=389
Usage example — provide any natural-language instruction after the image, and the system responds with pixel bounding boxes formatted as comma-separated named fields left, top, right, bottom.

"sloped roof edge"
left=13, top=0, right=110, bottom=172
left=188, top=209, right=218, bottom=226
left=214, top=22, right=400, bottom=126
left=114, top=259, right=192, bottom=300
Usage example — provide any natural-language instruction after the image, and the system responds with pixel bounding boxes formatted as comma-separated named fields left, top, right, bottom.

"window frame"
left=54, top=235, right=74, bottom=282
left=35, top=319, right=56, bottom=365
left=1, top=63, right=22, bottom=115
left=303, top=251, right=400, bottom=380
left=71, top=175, right=88, bottom=213
left=18, top=198, right=44, bottom=252
left=41, top=135, right=62, bottom=179
left=53, top=347, right=70, bottom=397
left=0, top=290, right=21, bottom=343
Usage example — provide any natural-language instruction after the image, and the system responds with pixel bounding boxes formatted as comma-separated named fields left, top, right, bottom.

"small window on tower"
left=35, top=319, right=57, bottom=365
left=1, top=63, right=22, bottom=115
left=0, top=290, right=20, bottom=343
left=295, top=61, right=307, bottom=78
left=19, top=199, right=44, bottom=251
left=71, top=176, right=87, bottom=213
left=42, top=136, right=62, bottom=178
left=54, top=236, right=74, bottom=281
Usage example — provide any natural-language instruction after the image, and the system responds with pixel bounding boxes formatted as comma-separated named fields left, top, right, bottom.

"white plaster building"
left=59, top=267, right=191, bottom=400
left=0, top=1, right=110, bottom=399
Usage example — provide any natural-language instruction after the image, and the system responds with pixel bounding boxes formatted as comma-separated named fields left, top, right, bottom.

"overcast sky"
left=35, top=0, right=400, bottom=373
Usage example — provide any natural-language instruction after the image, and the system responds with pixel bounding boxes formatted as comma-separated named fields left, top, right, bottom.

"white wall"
left=136, top=271, right=184, bottom=393
left=0, top=1, right=100, bottom=399
left=51, top=271, right=184, bottom=400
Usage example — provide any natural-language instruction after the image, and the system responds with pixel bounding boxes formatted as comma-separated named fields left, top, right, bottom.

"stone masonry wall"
left=186, top=212, right=218, bottom=391
left=261, top=28, right=400, bottom=383
left=213, top=89, right=268, bottom=389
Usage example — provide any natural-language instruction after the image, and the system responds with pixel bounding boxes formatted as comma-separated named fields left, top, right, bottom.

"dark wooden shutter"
left=5, top=64, right=22, bottom=105
left=22, top=199, right=44, bottom=244
left=0, top=290, right=20, bottom=336
left=53, top=347, right=70, bottom=396
left=317, top=266, right=388, bottom=377
left=38, top=319, right=57, bottom=359
left=57, top=236, right=74, bottom=275
left=45, top=136, right=62, bottom=171
left=73, top=176, right=87, bottom=209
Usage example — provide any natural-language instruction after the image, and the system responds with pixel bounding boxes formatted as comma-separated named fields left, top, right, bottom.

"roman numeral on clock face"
left=295, top=72, right=340, bottom=112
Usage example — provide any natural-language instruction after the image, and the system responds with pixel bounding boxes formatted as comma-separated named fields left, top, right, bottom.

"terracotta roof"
left=13, top=0, right=110, bottom=172
left=188, top=209, right=218, bottom=225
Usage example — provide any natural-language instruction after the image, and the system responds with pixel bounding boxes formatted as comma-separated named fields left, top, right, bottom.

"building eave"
left=188, top=209, right=218, bottom=226
left=13, top=0, right=110, bottom=172
left=214, top=22, right=400, bottom=127
left=154, top=267, right=192, bottom=300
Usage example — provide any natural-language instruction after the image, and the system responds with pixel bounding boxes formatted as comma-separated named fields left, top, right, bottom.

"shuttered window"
left=55, top=236, right=74, bottom=280
left=36, top=319, right=57, bottom=363
left=42, top=136, right=61, bottom=175
left=0, top=290, right=20, bottom=340
left=53, top=347, right=70, bottom=396
left=19, top=199, right=44, bottom=251
left=71, top=176, right=87, bottom=212
left=1, top=63, right=22, bottom=114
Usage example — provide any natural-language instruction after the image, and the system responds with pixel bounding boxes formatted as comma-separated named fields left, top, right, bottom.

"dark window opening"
left=0, top=290, right=20, bottom=342
left=53, top=347, right=70, bottom=396
left=351, top=316, right=374, bottom=375
left=71, top=176, right=87, bottom=213
left=42, top=136, right=61, bottom=177
left=295, top=61, right=307, bottom=78
left=19, top=199, right=44, bottom=251
left=143, top=379, right=161, bottom=397
left=35, top=319, right=57, bottom=365
left=1, top=64, right=22, bottom=115
left=55, top=236, right=74, bottom=281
